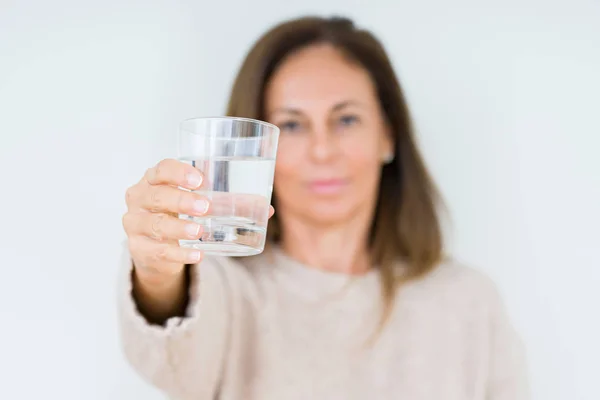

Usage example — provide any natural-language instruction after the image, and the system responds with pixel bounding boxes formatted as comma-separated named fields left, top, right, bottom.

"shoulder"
left=420, top=259, right=497, bottom=290
left=401, top=258, right=506, bottom=314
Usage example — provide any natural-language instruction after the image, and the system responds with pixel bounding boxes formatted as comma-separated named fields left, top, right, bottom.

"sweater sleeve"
left=486, top=283, right=531, bottom=400
left=116, top=244, right=231, bottom=399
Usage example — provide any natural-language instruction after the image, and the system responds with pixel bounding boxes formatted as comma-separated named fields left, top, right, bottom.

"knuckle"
left=128, top=237, right=147, bottom=264
left=154, top=160, right=165, bottom=180
left=153, top=245, right=169, bottom=262
left=154, top=159, right=172, bottom=181
left=121, top=213, right=132, bottom=232
left=125, top=184, right=138, bottom=206
left=150, top=213, right=167, bottom=241
left=149, top=187, right=162, bottom=211
left=126, top=236, right=137, bottom=254
left=128, top=236, right=142, bottom=252
left=144, top=167, right=154, bottom=184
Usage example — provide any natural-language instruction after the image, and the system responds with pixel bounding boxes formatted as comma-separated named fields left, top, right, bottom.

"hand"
left=122, top=159, right=211, bottom=286
left=122, top=159, right=275, bottom=287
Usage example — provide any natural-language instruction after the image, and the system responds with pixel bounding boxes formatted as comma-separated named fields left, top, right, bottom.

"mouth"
left=307, top=178, right=349, bottom=195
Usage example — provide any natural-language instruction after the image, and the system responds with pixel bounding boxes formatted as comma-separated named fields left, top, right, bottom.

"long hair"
left=226, top=16, right=444, bottom=326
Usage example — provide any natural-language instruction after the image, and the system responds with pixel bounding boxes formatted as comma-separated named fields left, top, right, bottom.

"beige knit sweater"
left=117, top=244, right=529, bottom=400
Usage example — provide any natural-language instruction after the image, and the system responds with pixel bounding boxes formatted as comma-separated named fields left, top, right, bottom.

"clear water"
left=178, top=156, right=275, bottom=256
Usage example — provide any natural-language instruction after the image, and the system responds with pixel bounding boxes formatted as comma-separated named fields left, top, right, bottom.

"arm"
left=117, top=245, right=230, bottom=399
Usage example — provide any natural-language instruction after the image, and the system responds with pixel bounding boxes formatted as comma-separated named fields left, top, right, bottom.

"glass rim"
left=180, top=116, right=279, bottom=133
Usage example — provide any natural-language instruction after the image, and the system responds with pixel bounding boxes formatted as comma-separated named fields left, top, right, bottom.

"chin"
left=304, top=202, right=357, bottom=225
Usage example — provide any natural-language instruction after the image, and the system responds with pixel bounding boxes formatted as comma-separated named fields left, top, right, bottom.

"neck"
left=279, top=211, right=372, bottom=275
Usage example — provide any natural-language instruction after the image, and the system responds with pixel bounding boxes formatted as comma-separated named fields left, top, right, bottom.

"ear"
left=380, top=122, right=395, bottom=164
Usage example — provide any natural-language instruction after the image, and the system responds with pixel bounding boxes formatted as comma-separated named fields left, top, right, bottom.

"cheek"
left=343, top=139, right=381, bottom=178
left=342, top=140, right=383, bottom=205
left=273, top=140, right=306, bottom=189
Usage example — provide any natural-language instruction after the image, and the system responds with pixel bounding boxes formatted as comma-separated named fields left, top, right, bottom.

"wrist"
left=131, top=264, right=191, bottom=323
left=133, top=262, right=185, bottom=290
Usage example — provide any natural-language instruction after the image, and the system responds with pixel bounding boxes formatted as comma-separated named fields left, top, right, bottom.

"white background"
left=1, top=0, right=598, bottom=399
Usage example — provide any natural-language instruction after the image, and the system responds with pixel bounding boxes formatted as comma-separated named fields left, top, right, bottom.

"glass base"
left=178, top=214, right=267, bottom=257
left=179, top=240, right=263, bottom=257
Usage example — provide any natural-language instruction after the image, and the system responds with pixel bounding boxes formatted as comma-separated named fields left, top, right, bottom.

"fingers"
left=123, top=159, right=208, bottom=277
left=131, top=184, right=210, bottom=216
left=123, top=212, right=203, bottom=242
left=144, top=159, right=203, bottom=190
left=268, top=205, right=275, bottom=219
left=129, top=236, right=203, bottom=269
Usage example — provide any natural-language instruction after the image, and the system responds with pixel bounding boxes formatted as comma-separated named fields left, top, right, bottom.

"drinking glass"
left=178, top=117, right=279, bottom=256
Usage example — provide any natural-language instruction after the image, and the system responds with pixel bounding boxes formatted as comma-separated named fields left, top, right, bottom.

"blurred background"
left=0, top=0, right=598, bottom=398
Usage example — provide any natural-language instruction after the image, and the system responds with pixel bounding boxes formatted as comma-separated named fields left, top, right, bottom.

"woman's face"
left=265, top=44, right=393, bottom=226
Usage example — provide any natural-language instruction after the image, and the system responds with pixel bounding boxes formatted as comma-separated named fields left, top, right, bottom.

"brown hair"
left=226, top=16, right=444, bottom=325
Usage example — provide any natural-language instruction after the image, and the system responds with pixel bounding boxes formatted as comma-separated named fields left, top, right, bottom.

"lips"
left=307, top=178, right=348, bottom=194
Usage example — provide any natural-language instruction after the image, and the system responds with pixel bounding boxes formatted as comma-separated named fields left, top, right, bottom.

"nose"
left=309, top=127, right=337, bottom=163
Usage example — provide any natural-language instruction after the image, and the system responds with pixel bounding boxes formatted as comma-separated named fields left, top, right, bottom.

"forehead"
left=264, top=44, right=378, bottom=112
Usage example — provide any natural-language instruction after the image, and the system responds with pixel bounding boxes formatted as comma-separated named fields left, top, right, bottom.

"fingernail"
left=193, top=199, right=209, bottom=214
left=185, top=223, right=201, bottom=237
left=186, top=173, right=202, bottom=188
left=186, top=250, right=202, bottom=263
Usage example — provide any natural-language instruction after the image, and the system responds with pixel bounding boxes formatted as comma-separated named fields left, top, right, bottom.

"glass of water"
left=177, top=117, right=279, bottom=256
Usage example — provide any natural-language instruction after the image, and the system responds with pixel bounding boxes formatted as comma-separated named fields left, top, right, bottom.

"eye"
left=279, top=120, right=302, bottom=133
left=338, top=114, right=359, bottom=127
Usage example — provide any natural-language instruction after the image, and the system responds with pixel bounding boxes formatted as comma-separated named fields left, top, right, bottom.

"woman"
left=119, top=16, right=529, bottom=400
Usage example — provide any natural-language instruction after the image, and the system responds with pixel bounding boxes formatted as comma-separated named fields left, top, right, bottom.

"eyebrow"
left=269, top=100, right=364, bottom=117
left=332, top=100, right=363, bottom=111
